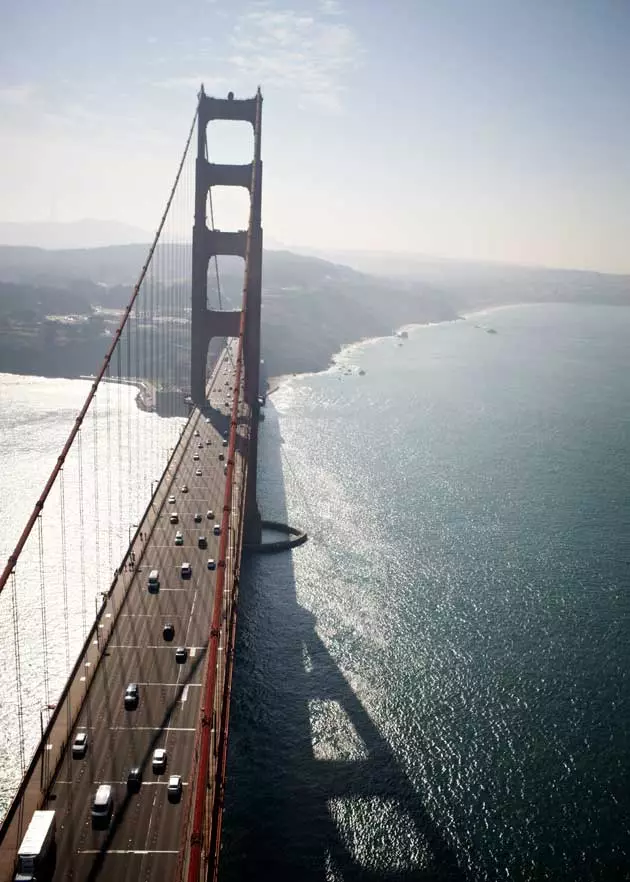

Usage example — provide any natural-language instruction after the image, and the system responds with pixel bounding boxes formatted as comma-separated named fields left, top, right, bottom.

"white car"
left=194, top=430, right=200, bottom=437
left=181, top=484, right=188, bottom=493
left=195, top=469, right=202, bottom=477
left=152, top=748, right=167, bottom=773
left=167, top=774, right=182, bottom=801
left=169, top=512, right=179, bottom=524
left=72, top=731, right=88, bottom=759
left=168, top=495, right=176, bottom=504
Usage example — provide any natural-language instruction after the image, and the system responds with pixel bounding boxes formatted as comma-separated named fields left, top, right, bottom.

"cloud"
left=227, top=3, right=362, bottom=112
left=0, top=84, right=35, bottom=106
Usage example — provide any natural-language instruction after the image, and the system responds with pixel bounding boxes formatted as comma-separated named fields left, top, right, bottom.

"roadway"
left=2, top=347, right=242, bottom=882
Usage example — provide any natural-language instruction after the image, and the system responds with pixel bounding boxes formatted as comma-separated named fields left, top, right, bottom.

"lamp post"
left=39, top=704, right=56, bottom=791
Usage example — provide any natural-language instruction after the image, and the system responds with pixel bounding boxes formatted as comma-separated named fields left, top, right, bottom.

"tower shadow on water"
left=220, top=400, right=465, bottom=882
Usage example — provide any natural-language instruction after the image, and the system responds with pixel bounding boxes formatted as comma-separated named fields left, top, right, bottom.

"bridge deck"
left=0, top=349, right=243, bottom=882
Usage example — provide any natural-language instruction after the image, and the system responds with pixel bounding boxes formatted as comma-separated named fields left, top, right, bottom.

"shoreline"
left=266, top=314, right=465, bottom=396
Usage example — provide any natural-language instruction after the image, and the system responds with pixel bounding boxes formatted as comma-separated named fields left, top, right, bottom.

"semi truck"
left=14, top=810, right=56, bottom=881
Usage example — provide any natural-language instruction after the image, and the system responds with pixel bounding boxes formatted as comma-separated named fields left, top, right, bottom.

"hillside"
left=0, top=245, right=455, bottom=381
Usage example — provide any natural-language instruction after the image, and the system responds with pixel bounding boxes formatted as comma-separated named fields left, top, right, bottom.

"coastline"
left=266, top=314, right=466, bottom=397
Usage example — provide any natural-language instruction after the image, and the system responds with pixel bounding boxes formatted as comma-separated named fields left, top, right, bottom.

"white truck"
left=14, top=810, right=56, bottom=881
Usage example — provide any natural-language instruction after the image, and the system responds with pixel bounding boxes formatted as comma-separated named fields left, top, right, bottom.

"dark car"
left=218, top=453, right=225, bottom=461
left=198, top=536, right=207, bottom=549
left=193, top=513, right=202, bottom=523
left=127, top=767, right=142, bottom=793
left=175, top=647, right=188, bottom=664
left=163, top=623, right=175, bottom=642
left=124, top=683, right=139, bottom=710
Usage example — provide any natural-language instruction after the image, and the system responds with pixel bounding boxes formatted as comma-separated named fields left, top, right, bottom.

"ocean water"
left=0, top=373, right=185, bottom=817
left=0, top=304, right=628, bottom=880
left=221, top=303, right=630, bottom=881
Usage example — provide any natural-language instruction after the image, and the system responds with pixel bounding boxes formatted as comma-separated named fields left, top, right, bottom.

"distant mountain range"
left=0, top=219, right=152, bottom=250
left=0, top=233, right=628, bottom=383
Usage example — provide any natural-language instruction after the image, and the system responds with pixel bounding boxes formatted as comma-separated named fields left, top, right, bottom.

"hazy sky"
left=1, top=0, right=630, bottom=272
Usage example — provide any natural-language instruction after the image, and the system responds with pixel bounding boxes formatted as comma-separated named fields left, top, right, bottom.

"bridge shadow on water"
left=220, top=403, right=465, bottom=882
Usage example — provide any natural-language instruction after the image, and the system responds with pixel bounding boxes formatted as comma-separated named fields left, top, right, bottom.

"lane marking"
left=123, top=682, right=202, bottom=687
left=109, top=645, right=202, bottom=651
left=56, top=780, right=189, bottom=786
left=96, top=726, right=196, bottom=732
left=77, top=849, right=179, bottom=855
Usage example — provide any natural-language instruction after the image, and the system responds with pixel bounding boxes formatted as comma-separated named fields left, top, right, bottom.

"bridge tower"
left=191, top=88, right=263, bottom=544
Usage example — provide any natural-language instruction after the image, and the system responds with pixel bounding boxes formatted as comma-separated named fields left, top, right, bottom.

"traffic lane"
left=112, top=568, right=213, bottom=650
left=68, top=650, right=205, bottom=788
left=50, top=682, right=203, bottom=852
left=44, top=371, right=237, bottom=880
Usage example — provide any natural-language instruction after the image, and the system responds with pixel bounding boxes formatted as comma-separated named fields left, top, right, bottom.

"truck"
left=14, top=810, right=56, bottom=881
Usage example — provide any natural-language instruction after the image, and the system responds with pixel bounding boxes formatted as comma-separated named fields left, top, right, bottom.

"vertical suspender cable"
left=37, top=515, right=51, bottom=709
left=77, top=430, right=88, bottom=638
left=10, top=570, right=26, bottom=774
left=134, top=302, right=141, bottom=519
left=117, top=344, right=123, bottom=551
left=105, top=363, right=113, bottom=576
left=59, top=469, right=71, bottom=672
left=126, top=325, right=133, bottom=532
left=93, top=387, right=102, bottom=600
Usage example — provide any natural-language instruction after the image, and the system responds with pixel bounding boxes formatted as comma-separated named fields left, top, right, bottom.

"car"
left=168, top=495, right=176, bottom=504
left=127, top=767, right=142, bottom=793
left=72, top=731, right=88, bottom=759
left=175, top=646, right=188, bottom=663
left=223, top=465, right=228, bottom=475
left=181, top=484, right=188, bottom=494
left=169, top=512, right=179, bottom=524
left=218, top=453, right=225, bottom=461
left=205, top=439, right=212, bottom=446
left=194, top=430, right=200, bottom=437
left=174, top=531, right=184, bottom=546
left=198, top=442, right=204, bottom=449
left=163, top=623, right=175, bottom=641
left=207, top=558, right=216, bottom=570
left=167, top=775, right=183, bottom=802
left=152, top=748, right=167, bottom=773
left=124, top=683, right=139, bottom=710
left=91, top=784, right=113, bottom=828
left=213, top=524, right=221, bottom=536
left=206, top=509, right=214, bottom=520
left=205, top=417, right=211, bottom=423
left=195, top=469, right=202, bottom=477
left=193, top=453, right=199, bottom=461
left=222, top=439, right=228, bottom=447
left=181, top=562, right=192, bottom=579
left=198, top=536, right=207, bottom=549
left=194, top=512, right=202, bottom=523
